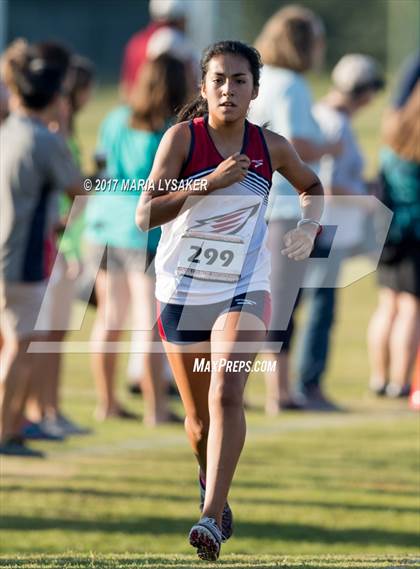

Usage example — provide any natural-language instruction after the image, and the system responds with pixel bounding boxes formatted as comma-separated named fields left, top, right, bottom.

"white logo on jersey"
left=190, top=204, right=259, bottom=235
left=251, top=159, right=263, bottom=168
left=234, top=299, right=257, bottom=306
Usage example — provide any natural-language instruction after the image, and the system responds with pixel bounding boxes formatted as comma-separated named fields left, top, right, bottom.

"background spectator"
left=33, top=54, right=95, bottom=437
left=120, top=0, right=196, bottom=101
left=0, top=39, right=82, bottom=456
left=294, top=54, right=385, bottom=408
left=85, top=54, right=187, bottom=424
left=249, top=5, right=341, bottom=414
left=368, top=65, right=420, bottom=398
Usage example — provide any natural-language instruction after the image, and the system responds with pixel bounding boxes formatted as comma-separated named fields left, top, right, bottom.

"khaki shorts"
left=86, top=242, right=149, bottom=274
left=0, top=280, right=48, bottom=340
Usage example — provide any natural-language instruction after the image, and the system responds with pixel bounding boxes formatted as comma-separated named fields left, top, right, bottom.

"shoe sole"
left=189, top=526, right=220, bottom=561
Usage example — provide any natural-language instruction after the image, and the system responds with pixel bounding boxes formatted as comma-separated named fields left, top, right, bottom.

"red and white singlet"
left=155, top=116, right=273, bottom=305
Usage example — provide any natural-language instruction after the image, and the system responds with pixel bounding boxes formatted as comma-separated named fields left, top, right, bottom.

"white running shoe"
left=188, top=516, right=222, bottom=561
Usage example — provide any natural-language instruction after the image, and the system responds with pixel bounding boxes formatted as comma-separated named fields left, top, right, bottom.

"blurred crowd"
left=1, top=0, right=419, bottom=457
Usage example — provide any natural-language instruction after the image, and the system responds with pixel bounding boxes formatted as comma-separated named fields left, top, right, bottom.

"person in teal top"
left=368, top=74, right=420, bottom=399
left=85, top=105, right=162, bottom=252
left=378, top=146, right=420, bottom=245
left=86, top=54, right=187, bottom=424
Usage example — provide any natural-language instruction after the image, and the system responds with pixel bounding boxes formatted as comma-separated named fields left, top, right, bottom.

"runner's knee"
left=210, top=376, right=245, bottom=409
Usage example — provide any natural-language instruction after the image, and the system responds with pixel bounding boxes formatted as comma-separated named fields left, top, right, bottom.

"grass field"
left=1, top=82, right=419, bottom=568
left=0, top=555, right=419, bottom=568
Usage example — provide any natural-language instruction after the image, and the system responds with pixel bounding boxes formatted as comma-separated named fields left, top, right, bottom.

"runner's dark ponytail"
left=177, top=94, right=208, bottom=122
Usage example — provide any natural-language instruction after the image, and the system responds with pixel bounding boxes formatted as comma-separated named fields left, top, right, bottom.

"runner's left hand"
left=281, top=225, right=318, bottom=260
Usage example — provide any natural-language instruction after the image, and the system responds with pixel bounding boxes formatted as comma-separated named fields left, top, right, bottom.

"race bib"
left=176, top=231, right=246, bottom=283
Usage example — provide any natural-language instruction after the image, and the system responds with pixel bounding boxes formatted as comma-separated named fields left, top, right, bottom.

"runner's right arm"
left=136, top=123, right=250, bottom=231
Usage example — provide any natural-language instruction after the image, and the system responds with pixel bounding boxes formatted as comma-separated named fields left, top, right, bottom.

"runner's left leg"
left=202, top=310, right=266, bottom=527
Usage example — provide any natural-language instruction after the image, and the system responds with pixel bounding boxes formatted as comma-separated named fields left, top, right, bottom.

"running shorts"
left=157, top=290, right=271, bottom=345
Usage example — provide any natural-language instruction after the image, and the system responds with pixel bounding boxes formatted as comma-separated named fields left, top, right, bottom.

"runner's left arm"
left=264, top=129, right=324, bottom=260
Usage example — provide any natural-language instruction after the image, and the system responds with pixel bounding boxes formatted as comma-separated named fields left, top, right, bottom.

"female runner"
left=136, top=40, right=323, bottom=561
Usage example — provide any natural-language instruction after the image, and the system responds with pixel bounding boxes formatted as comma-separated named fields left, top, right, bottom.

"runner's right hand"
left=206, top=152, right=250, bottom=191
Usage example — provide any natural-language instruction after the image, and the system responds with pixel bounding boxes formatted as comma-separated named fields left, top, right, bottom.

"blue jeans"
left=295, top=248, right=347, bottom=393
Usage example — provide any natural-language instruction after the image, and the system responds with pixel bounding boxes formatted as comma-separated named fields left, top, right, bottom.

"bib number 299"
left=188, top=246, right=234, bottom=267
left=177, top=230, right=246, bottom=283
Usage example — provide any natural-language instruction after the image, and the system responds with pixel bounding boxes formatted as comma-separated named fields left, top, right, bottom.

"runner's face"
left=201, top=54, right=258, bottom=123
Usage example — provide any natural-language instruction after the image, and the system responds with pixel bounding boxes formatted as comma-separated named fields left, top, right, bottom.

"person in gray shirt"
left=0, top=39, right=82, bottom=456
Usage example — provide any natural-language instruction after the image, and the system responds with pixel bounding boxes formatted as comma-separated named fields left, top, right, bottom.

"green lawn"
left=0, top=554, right=419, bottom=568
left=1, top=275, right=419, bottom=567
left=1, top=83, right=419, bottom=568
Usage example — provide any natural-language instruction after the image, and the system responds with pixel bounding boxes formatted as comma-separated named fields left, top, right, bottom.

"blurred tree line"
left=5, top=0, right=419, bottom=80
left=219, top=0, right=419, bottom=71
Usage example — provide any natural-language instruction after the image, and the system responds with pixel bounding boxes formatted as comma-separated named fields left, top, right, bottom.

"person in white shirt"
left=249, top=5, right=341, bottom=413
left=295, top=54, right=384, bottom=407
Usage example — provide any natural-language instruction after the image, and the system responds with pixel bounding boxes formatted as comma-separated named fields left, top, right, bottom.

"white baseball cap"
left=149, top=0, right=188, bottom=21
left=146, top=27, right=195, bottom=62
left=332, top=54, right=385, bottom=94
